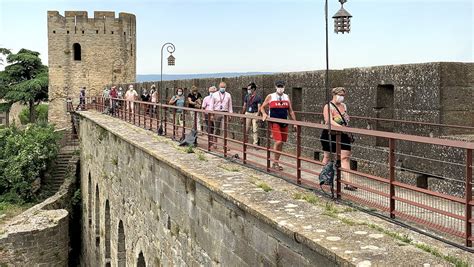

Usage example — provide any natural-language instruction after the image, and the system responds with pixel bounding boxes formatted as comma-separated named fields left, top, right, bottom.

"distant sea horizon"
left=137, top=72, right=273, bottom=82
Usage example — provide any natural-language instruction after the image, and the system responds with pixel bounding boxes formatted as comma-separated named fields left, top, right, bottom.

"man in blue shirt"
left=242, top=82, right=263, bottom=146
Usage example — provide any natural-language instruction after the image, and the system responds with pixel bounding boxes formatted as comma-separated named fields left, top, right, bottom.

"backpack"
left=319, top=161, right=336, bottom=198
left=179, top=129, right=198, bottom=147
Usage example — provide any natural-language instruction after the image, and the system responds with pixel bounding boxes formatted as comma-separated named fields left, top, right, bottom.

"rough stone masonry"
left=47, top=10, right=136, bottom=128
left=78, top=111, right=472, bottom=266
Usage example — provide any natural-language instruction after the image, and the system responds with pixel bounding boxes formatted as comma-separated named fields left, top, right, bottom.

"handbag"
left=330, top=102, right=355, bottom=143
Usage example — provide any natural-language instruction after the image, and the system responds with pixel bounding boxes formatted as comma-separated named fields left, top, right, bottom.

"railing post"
left=389, top=138, right=396, bottom=219
left=172, top=109, right=176, bottom=139
left=164, top=107, right=168, bottom=136
left=194, top=111, right=198, bottom=132
left=466, top=148, right=472, bottom=247
left=296, top=125, right=301, bottom=185
left=150, top=104, right=153, bottom=130
left=207, top=113, right=211, bottom=151
left=133, top=101, right=136, bottom=125
left=266, top=122, right=271, bottom=172
left=223, top=114, right=228, bottom=157
left=243, top=116, right=247, bottom=164
left=138, top=103, right=141, bottom=127
left=336, top=132, right=342, bottom=199
left=182, top=110, right=186, bottom=138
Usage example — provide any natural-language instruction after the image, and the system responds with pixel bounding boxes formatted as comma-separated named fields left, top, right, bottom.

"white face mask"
left=178, top=92, right=183, bottom=96
left=247, top=89, right=252, bottom=94
left=219, top=87, right=226, bottom=93
left=276, top=87, right=285, bottom=94
left=336, top=95, right=345, bottom=103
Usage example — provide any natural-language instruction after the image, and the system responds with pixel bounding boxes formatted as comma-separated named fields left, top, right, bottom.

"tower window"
left=53, top=30, right=56, bottom=34
left=111, top=31, right=114, bottom=34
left=73, top=43, right=81, bottom=61
left=82, top=30, right=84, bottom=34
left=96, top=30, right=99, bottom=34
left=124, top=32, right=126, bottom=35
left=67, top=30, right=70, bottom=34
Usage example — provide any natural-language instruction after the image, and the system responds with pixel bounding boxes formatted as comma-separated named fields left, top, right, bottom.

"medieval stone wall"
left=79, top=115, right=338, bottom=266
left=113, top=62, right=472, bottom=195
left=0, top=167, right=78, bottom=267
left=47, top=10, right=136, bottom=128
left=77, top=111, right=471, bottom=266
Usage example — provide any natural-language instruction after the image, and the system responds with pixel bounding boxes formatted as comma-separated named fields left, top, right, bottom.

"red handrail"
left=79, top=96, right=473, bottom=247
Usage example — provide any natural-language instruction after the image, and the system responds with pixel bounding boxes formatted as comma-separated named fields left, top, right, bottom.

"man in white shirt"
left=209, top=82, right=233, bottom=149
left=125, top=85, right=138, bottom=114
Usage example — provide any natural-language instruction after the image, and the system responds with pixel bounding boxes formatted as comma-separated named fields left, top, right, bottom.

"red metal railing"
left=79, top=96, right=473, bottom=247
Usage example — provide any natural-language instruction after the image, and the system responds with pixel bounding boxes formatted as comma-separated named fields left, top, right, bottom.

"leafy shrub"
left=0, top=124, right=61, bottom=203
left=19, top=104, right=48, bottom=125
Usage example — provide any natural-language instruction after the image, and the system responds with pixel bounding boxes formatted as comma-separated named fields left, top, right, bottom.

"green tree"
left=0, top=48, right=48, bottom=123
left=0, top=124, right=60, bottom=203
left=19, top=104, right=48, bottom=125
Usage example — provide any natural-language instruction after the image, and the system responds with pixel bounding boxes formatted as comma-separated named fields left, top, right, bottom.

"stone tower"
left=47, top=11, right=136, bottom=127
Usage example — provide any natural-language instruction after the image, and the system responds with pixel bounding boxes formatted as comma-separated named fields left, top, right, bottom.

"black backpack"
left=319, top=161, right=336, bottom=198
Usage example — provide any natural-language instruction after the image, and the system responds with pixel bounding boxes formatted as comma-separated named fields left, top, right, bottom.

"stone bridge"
left=78, top=111, right=472, bottom=266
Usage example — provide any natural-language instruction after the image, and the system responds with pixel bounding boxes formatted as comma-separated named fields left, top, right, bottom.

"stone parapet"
left=78, top=110, right=472, bottom=266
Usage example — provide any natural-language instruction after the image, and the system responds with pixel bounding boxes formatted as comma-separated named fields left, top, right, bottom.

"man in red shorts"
left=260, top=80, right=297, bottom=170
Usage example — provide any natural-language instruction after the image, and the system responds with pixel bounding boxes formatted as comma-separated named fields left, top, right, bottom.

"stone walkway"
left=77, top=110, right=474, bottom=266
left=92, top=109, right=471, bottom=247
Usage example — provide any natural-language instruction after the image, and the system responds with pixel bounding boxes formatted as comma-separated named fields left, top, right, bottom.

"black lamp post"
left=325, top=0, right=352, bottom=159
left=158, top=42, right=176, bottom=135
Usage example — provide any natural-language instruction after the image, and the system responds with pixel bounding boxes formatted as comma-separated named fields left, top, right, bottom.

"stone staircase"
left=42, top=149, right=77, bottom=196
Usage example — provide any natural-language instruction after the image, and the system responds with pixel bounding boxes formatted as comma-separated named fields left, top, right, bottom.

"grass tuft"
left=257, top=182, right=272, bottom=192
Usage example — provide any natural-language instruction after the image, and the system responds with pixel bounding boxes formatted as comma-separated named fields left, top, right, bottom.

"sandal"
left=272, top=163, right=284, bottom=171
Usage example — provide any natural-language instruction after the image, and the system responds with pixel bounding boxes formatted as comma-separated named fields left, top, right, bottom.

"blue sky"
left=0, top=0, right=472, bottom=74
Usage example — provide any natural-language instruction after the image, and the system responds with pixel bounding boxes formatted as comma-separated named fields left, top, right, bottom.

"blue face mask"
left=219, top=88, right=226, bottom=93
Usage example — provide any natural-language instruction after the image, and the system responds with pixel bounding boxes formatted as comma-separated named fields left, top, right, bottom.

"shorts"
left=176, top=112, right=184, bottom=126
left=320, top=129, right=352, bottom=152
left=271, top=123, right=289, bottom=142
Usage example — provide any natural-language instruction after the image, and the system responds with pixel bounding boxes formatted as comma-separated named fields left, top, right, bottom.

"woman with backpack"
left=320, top=87, right=356, bottom=191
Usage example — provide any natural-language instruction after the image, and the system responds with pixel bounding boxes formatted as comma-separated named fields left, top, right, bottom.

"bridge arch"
left=117, top=220, right=126, bottom=267
left=95, top=184, right=100, bottom=248
left=88, top=173, right=92, bottom=227
left=137, top=251, right=146, bottom=267
left=105, top=200, right=111, bottom=263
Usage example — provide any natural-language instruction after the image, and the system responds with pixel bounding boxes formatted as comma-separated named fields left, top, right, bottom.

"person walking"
left=125, top=85, right=138, bottom=114
left=141, top=88, right=150, bottom=115
left=109, top=86, right=118, bottom=113
left=209, top=82, right=233, bottom=149
left=187, top=85, right=203, bottom=132
left=320, top=87, right=355, bottom=190
left=202, top=86, right=217, bottom=140
left=150, top=85, right=159, bottom=116
left=242, top=82, right=263, bottom=146
left=102, top=87, right=110, bottom=109
left=118, top=87, right=124, bottom=99
left=77, top=87, right=86, bottom=110
left=169, top=88, right=186, bottom=138
left=260, top=81, right=296, bottom=171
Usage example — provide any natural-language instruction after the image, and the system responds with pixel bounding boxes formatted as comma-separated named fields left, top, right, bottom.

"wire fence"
left=77, top=96, right=473, bottom=247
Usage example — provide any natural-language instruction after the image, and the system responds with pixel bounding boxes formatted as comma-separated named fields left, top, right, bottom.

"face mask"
left=178, top=92, right=183, bottom=96
left=209, top=91, right=213, bottom=95
left=219, top=88, right=226, bottom=93
left=276, top=87, right=284, bottom=94
left=336, top=95, right=345, bottom=103
left=247, top=89, right=252, bottom=94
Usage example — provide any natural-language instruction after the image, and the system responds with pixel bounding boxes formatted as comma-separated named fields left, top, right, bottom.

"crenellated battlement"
left=47, top=10, right=136, bottom=24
